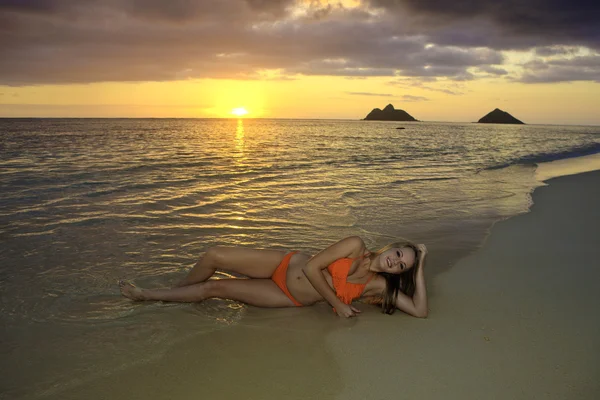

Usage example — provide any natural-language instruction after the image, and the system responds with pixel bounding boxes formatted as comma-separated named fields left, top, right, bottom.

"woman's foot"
left=119, top=280, right=145, bottom=300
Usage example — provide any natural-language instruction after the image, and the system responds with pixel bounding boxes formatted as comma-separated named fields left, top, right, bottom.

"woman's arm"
left=395, top=244, right=428, bottom=318
left=303, top=236, right=364, bottom=318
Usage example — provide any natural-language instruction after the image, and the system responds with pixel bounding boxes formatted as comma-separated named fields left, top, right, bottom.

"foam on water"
left=535, top=152, right=600, bottom=182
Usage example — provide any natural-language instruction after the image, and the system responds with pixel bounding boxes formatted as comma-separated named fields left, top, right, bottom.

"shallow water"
left=0, top=118, right=599, bottom=398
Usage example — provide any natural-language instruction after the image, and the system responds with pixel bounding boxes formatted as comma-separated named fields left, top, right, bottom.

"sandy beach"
left=327, top=169, right=600, bottom=399
left=31, top=169, right=598, bottom=400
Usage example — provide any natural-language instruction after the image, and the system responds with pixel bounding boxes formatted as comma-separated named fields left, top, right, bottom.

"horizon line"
left=0, top=116, right=598, bottom=127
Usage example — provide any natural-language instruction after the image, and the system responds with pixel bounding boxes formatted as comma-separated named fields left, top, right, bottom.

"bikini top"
left=327, top=256, right=373, bottom=305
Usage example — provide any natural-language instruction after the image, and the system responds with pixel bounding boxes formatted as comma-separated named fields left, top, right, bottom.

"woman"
left=119, top=236, right=428, bottom=318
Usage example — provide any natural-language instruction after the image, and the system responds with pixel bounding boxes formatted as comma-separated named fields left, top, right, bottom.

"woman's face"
left=376, top=246, right=416, bottom=274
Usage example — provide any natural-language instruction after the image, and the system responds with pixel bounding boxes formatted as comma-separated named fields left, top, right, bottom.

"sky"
left=0, top=0, right=599, bottom=124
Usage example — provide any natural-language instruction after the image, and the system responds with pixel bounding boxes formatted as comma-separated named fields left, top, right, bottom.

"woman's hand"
left=335, top=303, right=362, bottom=318
left=416, top=244, right=427, bottom=262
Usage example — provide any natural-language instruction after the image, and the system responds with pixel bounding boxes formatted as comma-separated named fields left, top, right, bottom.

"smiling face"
left=376, top=246, right=417, bottom=274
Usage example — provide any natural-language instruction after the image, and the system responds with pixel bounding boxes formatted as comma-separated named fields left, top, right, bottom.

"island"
left=478, top=108, right=524, bottom=124
left=363, top=104, right=418, bottom=121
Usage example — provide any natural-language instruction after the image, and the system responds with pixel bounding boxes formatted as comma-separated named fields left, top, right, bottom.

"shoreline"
left=326, top=168, right=600, bottom=399
left=1, top=126, right=599, bottom=400
left=433, top=151, right=600, bottom=278
left=535, top=152, right=600, bottom=182
left=470, top=151, right=600, bottom=262
left=41, top=168, right=600, bottom=400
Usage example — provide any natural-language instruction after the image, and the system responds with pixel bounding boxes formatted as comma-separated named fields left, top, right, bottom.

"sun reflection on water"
left=234, top=119, right=245, bottom=159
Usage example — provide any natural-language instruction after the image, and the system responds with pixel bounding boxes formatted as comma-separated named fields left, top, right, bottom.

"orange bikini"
left=327, top=256, right=373, bottom=305
left=271, top=253, right=372, bottom=307
left=271, top=251, right=303, bottom=306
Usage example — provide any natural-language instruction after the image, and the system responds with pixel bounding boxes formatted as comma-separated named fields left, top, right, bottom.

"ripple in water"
left=0, top=118, right=599, bottom=398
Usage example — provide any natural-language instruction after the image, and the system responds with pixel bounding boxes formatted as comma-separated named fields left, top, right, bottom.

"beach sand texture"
left=36, top=170, right=599, bottom=400
left=328, top=170, right=600, bottom=400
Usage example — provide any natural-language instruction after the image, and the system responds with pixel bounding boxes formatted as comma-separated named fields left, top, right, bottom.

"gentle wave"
left=391, top=177, right=459, bottom=184
left=482, top=142, right=600, bottom=171
left=3, top=118, right=600, bottom=399
left=1, top=119, right=599, bottom=328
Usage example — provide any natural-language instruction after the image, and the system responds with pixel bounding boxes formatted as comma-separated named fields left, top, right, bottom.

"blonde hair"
left=368, top=239, right=421, bottom=314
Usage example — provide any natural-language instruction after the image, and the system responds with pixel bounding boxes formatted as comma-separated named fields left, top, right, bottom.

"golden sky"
left=1, top=0, right=599, bottom=125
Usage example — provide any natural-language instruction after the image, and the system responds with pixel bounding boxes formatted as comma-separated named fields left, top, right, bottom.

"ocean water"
left=1, top=118, right=599, bottom=398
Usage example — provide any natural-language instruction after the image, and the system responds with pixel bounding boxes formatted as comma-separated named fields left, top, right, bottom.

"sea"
left=1, top=118, right=599, bottom=398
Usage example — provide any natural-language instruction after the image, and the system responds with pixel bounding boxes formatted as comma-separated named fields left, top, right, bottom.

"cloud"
left=0, top=0, right=62, bottom=13
left=346, top=92, right=394, bottom=96
left=518, top=53, right=600, bottom=83
left=0, top=0, right=295, bottom=20
left=391, top=78, right=466, bottom=95
left=534, top=46, right=578, bottom=57
left=0, top=0, right=598, bottom=85
left=365, top=0, right=600, bottom=50
left=401, top=95, right=428, bottom=101
left=345, top=91, right=428, bottom=101
left=476, top=65, right=508, bottom=75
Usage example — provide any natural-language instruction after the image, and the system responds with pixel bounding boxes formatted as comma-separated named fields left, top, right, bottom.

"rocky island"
left=478, top=108, right=524, bottom=124
left=363, top=104, right=418, bottom=121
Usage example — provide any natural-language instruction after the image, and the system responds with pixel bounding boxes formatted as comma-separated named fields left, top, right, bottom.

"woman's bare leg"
left=120, top=278, right=296, bottom=307
left=174, top=246, right=287, bottom=287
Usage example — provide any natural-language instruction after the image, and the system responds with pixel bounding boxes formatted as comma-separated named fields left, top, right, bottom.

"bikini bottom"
left=271, top=251, right=303, bottom=306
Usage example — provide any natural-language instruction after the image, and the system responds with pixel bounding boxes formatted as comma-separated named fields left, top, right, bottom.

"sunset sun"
left=231, top=107, right=249, bottom=117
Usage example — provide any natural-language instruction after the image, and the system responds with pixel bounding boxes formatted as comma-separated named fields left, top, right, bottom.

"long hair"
left=368, top=240, right=421, bottom=314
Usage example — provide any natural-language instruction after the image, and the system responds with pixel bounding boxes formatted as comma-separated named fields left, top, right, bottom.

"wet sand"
left=41, top=306, right=345, bottom=400
left=328, top=169, right=600, bottom=399
left=32, top=170, right=600, bottom=400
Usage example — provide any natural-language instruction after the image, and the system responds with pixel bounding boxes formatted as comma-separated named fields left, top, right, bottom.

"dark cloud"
left=125, top=0, right=295, bottom=22
left=0, top=0, right=598, bottom=85
left=518, top=54, right=600, bottom=83
left=0, top=0, right=62, bottom=13
left=366, top=0, right=600, bottom=50
left=0, top=0, right=294, bottom=18
left=534, top=46, right=577, bottom=57
left=476, top=65, right=508, bottom=75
